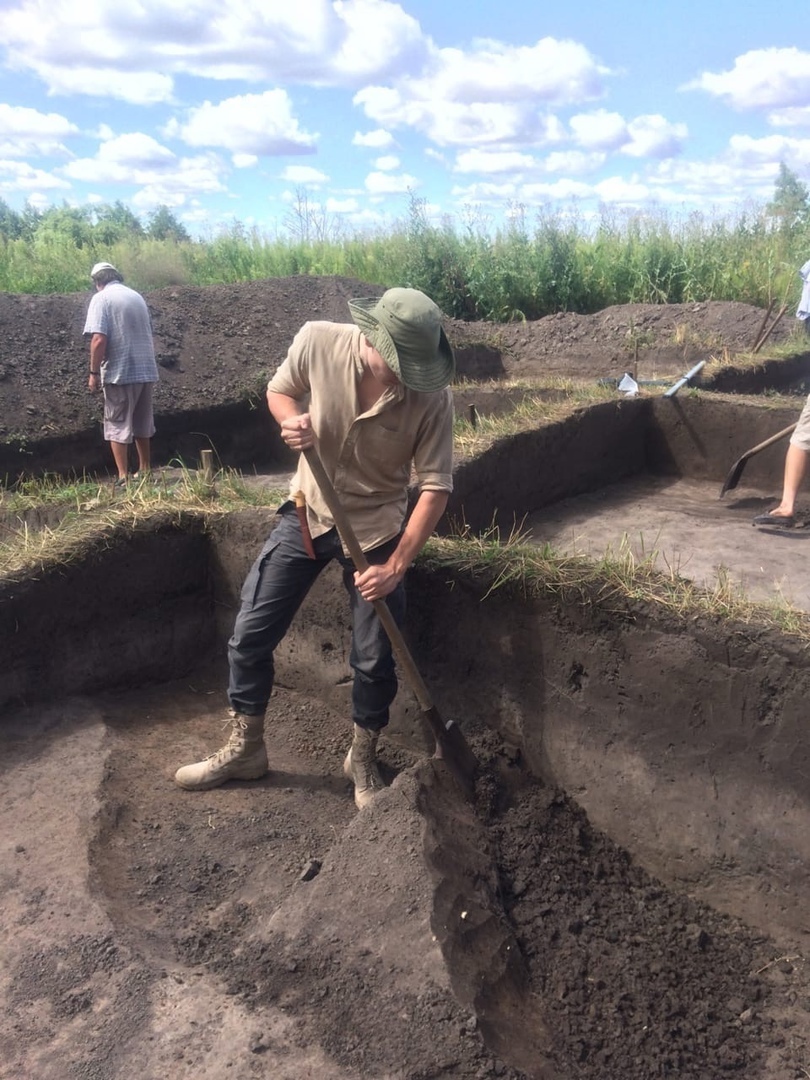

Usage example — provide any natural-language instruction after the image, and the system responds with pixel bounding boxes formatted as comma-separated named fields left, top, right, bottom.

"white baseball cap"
left=90, top=261, right=119, bottom=278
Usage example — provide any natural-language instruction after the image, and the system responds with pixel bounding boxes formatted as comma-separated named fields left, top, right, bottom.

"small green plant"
left=4, top=432, right=32, bottom=456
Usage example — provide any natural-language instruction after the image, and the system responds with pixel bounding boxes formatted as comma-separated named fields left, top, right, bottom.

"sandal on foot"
left=752, top=512, right=794, bottom=528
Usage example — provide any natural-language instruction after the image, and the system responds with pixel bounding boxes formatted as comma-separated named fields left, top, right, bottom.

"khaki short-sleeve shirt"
left=267, top=321, right=454, bottom=552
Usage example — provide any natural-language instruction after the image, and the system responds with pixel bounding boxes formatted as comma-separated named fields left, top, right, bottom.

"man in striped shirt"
left=83, top=261, right=159, bottom=484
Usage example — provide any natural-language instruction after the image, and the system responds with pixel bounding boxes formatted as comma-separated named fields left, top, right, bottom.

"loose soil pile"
left=2, top=278, right=809, bottom=1080
left=3, top=276, right=798, bottom=449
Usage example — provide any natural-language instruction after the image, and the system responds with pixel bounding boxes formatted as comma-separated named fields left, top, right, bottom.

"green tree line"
left=2, top=165, right=810, bottom=322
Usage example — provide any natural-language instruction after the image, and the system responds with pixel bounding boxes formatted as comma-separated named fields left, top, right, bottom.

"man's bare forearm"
left=388, top=490, right=449, bottom=577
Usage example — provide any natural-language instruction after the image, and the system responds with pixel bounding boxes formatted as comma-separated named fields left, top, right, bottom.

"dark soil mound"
left=5, top=276, right=798, bottom=452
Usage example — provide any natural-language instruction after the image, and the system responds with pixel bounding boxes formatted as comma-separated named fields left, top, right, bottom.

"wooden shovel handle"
left=740, top=421, right=797, bottom=457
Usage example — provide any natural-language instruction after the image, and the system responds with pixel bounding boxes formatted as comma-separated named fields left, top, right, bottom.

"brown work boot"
left=174, top=710, right=268, bottom=790
left=343, top=723, right=385, bottom=809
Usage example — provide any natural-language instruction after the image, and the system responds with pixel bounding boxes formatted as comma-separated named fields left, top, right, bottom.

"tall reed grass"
left=3, top=199, right=809, bottom=321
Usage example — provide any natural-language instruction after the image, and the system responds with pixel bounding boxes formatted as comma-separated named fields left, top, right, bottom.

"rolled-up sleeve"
left=267, top=324, right=313, bottom=398
left=412, top=388, right=454, bottom=493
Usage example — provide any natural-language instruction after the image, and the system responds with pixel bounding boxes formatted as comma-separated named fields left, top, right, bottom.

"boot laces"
left=354, top=751, right=383, bottom=792
left=204, top=715, right=249, bottom=765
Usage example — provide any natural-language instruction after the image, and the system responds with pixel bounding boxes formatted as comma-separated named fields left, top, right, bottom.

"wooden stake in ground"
left=752, top=303, right=788, bottom=354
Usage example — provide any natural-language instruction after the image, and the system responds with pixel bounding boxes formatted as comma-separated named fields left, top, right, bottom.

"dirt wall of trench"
left=0, top=516, right=213, bottom=711
left=404, top=564, right=810, bottom=950
left=447, top=394, right=799, bottom=537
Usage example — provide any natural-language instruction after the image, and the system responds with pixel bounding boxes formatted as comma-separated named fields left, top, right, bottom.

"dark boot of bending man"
left=174, top=288, right=455, bottom=809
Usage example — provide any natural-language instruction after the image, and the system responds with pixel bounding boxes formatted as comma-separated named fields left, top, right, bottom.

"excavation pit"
left=3, top=388, right=810, bottom=1080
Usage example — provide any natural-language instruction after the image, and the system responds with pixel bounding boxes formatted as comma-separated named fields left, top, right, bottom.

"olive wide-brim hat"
left=348, top=288, right=455, bottom=392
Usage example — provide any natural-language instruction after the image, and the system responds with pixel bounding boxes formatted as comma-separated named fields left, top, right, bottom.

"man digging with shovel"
left=174, top=288, right=455, bottom=808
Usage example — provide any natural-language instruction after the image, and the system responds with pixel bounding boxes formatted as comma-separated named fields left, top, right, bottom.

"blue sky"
left=0, top=0, right=809, bottom=238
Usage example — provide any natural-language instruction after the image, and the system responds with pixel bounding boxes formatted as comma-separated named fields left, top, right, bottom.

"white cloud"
left=131, top=186, right=187, bottom=210
left=569, top=110, right=686, bottom=159
left=326, top=196, right=359, bottom=212
left=129, top=155, right=229, bottom=210
left=365, top=170, right=418, bottom=194
left=353, top=128, right=395, bottom=149
left=63, top=133, right=177, bottom=183
left=543, top=150, right=606, bottom=174
left=354, top=36, right=606, bottom=148
left=593, top=176, right=653, bottom=204
left=520, top=178, right=593, bottom=201
left=450, top=169, right=703, bottom=212
left=45, top=66, right=173, bottom=106
left=61, top=130, right=228, bottom=207
left=646, top=158, right=776, bottom=204
left=280, top=165, right=329, bottom=184
left=623, top=115, right=687, bottom=159
left=101, top=133, right=177, bottom=168
left=727, top=133, right=810, bottom=168
left=0, top=104, right=79, bottom=158
left=356, top=88, right=567, bottom=147
left=424, top=147, right=447, bottom=165
left=686, top=47, right=810, bottom=110
left=165, top=91, right=318, bottom=156
left=769, top=106, right=810, bottom=130
left=342, top=206, right=390, bottom=228
left=570, top=110, right=628, bottom=151
left=233, top=154, right=258, bottom=168
left=323, top=0, right=427, bottom=80
left=373, top=155, right=400, bottom=171
left=450, top=180, right=519, bottom=201
left=422, top=37, right=610, bottom=106
left=21, top=191, right=52, bottom=210
left=0, top=0, right=429, bottom=99
left=453, top=149, right=536, bottom=174
left=0, top=159, right=71, bottom=192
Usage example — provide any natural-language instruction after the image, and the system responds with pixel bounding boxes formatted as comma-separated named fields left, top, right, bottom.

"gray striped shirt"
left=83, top=282, right=159, bottom=384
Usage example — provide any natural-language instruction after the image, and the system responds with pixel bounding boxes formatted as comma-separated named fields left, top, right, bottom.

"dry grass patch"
left=0, top=468, right=285, bottom=581
left=424, top=525, right=810, bottom=645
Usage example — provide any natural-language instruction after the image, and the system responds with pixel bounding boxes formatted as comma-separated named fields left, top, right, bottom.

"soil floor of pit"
left=526, top=475, right=810, bottom=611
left=4, top=661, right=810, bottom=1080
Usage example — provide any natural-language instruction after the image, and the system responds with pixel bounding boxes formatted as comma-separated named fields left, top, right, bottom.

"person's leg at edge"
left=132, top=384, right=156, bottom=477
left=109, top=440, right=130, bottom=481
left=340, top=537, right=404, bottom=809
left=755, top=393, right=810, bottom=525
left=174, top=507, right=335, bottom=790
left=767, top=443, right=808, bottom=519
left=103, top=384, right=135, bottom=481
left=134, top=437, right=151, bottom=475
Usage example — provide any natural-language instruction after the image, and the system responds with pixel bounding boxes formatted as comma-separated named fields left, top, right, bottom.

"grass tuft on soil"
left=0, top=467, right=286, bottom=582
left=423, top=524, right=810, bottom=644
